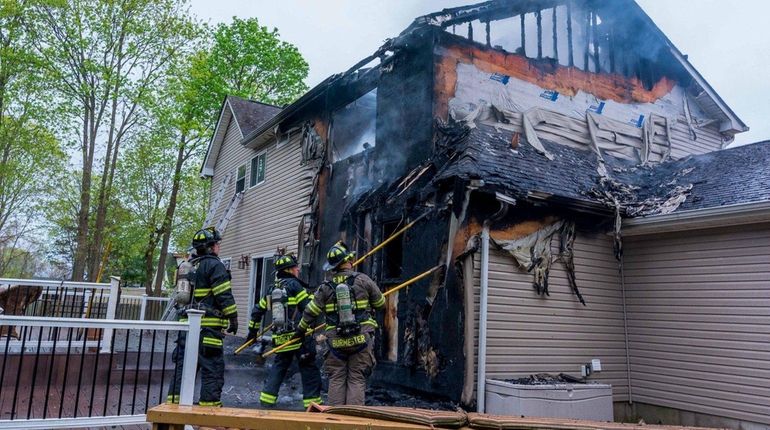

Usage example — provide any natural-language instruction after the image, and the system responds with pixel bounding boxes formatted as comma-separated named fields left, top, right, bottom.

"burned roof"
left=226, top=95, right=281, bottom=137
left=435, top=123, right=624, bottom=214
left=436, top=124, right=770, bottom=217
left=630, top=141, right=770, bottom=212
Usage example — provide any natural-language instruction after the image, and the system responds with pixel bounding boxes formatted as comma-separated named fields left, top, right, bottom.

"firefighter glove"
left=293, top=326, right=306, bottom=340
left=247, top=328, right=259, bottom=341
left=226, top=316, right=239, bottom=334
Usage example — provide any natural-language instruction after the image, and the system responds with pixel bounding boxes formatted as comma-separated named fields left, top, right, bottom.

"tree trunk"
left=88, top=30, right=126, bottom=279
left=143, top=231, right=160, bottom=296
left=71, top=104, right=93, bottom=281
left=152, top=134, right=187, bottom=296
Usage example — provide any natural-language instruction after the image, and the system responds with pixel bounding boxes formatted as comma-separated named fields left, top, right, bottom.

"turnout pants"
left=167, top=329, right=225, bottom=406
left=259, top=337, right=322, bottom=408
left=324, top=335, right=375, bottom=406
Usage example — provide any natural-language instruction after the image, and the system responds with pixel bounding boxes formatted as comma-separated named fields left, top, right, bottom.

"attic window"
left=330, top=88, right=377, bottom=162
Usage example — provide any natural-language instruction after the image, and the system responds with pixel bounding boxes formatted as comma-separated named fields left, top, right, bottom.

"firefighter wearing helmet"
left=167, top=227, right=238, bottom=407
left=295, top=241, right=385, bottom=405
left=249, top=252, right=322, bottom=408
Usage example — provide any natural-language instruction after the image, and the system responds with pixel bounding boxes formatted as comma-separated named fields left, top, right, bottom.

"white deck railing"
left=0, top=311, right=202, bottom=429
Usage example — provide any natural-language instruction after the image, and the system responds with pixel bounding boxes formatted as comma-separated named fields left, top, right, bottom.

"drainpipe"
left=477, top=223, right=491, bottom=413
left=476, top=192, right=513, bottom=413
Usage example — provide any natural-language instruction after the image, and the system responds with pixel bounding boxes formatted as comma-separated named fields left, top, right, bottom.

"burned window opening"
left=330, top=88, right=377, bottom=162
left=381, top=220, right=405, bottom=280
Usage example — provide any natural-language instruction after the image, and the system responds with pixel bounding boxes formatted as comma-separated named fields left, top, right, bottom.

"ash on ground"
left=366, top=386, right=458, bottom=410
left=222, top=337, right=458, bottom=411
left=504, top=373, right=584, bottom=385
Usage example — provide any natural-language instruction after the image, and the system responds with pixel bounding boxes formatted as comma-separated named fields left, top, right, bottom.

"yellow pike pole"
left=262, top=264, right=445, bottom=359
left=350, top=211, right=430, bottom=268
left=262, top=324, right=327, bottom=358
left=233, top=323, right=274, bottom=355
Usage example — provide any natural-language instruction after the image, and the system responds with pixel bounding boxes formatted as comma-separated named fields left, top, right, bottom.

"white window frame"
left=249, top=151, right=267, bottom=188
left=247, top=253, right=275, bottom=316
left=235, top=164, right=247, bottom=194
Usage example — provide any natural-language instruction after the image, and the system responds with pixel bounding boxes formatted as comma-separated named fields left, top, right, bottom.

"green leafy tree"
left=147, top=18, right=308, bottom=294
left=0, top=0, right=66, bottom=277
left=205, top=17, right=309, bottom=107
left=31, top=0, right=196, bottom=281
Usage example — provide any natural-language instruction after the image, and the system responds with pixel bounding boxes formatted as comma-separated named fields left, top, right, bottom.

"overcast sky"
left=189, top=0, right=770, bottom=146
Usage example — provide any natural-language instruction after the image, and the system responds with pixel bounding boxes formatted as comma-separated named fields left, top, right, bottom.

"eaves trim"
left=622, top=201, right=770, bottom=236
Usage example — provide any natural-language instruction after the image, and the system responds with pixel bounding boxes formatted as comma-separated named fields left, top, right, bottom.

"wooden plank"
left=147, top=404, right=439, bottom=430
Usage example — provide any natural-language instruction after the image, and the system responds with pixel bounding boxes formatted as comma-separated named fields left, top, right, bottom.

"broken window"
left=330, top=88, right=377, bottom=162
left=381, top=221, right=404, bottom=280
left=235, top=164, right=246, bottom=193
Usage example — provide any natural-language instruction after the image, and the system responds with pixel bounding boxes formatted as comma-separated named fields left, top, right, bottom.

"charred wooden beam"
left=468, top=21, right=473, bottom=40
left=583, top=9, right=590, bottom=70
left=591, top=10, right=600, bottom=72
left=520, top=13, right=526, bottom=56
left=552, top=8, right=558, bottom=62
left=536, top=10, right=543, bottom=59
left=567, top=1, right=575, bottom=67
left=485, top=19, right=491, bottom=47
left=609, top=26, right=616, bottom=73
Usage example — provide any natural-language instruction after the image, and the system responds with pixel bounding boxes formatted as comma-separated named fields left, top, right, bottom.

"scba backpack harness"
left=328, top=274, right=368, bottom=350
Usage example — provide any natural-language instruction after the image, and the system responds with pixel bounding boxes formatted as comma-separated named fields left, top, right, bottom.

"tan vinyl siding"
left=209, top=117, right=312, bottom=333
left=668, top=122, right=724, bottom=160
left=623, top=224, right=770, bottom=426
left=472, top=231, right=629, bottom=402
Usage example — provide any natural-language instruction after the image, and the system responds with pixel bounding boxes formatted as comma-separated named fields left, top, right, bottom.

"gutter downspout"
left=477, top=223, right=491, bottom=413
left=619, top=252, right=633, bottom=404
left=476, top=193, right=512, bottom=413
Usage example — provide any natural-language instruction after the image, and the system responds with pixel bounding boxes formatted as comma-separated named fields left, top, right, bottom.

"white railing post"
left=180, top=309, right=203, bottom=406
left=80, top=289, right=92, bottom=319
left=140, top=294, right=148, bottom=321
left=100, top=277, right=120, bottom=353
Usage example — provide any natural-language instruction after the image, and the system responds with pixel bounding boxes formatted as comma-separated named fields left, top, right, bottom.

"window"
left=235, top=164, right=247, bottom=193
left=250, top=153, right=266, bottom=187
left=330, top=88, right=377, bottom=161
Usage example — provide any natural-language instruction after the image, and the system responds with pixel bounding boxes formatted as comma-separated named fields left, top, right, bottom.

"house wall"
left=623, top=223, right=770, bottom=426
left=433, top=35, right=725, bottom=163
left=471, top=231, right=630, bottom=402
left=209, top=116, right=313, bottom=333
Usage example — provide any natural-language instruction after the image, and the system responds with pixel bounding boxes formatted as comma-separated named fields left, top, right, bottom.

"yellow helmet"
left=274, top=254, right=298, bottom=272
left=324, top=241, right=355, bottom=271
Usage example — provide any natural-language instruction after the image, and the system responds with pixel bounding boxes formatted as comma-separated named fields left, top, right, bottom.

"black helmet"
left=274, top=254, right=298, bottom=272
left=324, top=241, right=355, bottom=271
left=192, top=227, right=222, bottom=250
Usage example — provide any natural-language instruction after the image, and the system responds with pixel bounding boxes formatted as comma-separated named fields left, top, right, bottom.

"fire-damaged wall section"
left=432, top=14, right=729, bottom=164
left=453, top=194, right=628, bottom=406
left=315, top=28, right=470, bottom=398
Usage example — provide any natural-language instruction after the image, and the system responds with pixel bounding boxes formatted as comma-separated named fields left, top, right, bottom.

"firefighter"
left=294, top=241, right=385, bottom=406
left=167, top=227, right=238, bottom=407
left=249, top=253, right=322, bottom=408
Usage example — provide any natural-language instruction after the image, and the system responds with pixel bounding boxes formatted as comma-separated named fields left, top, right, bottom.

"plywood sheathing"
left=435, top=43, right=676, bottom=122
left=451, top=216, right=561, bottom=262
